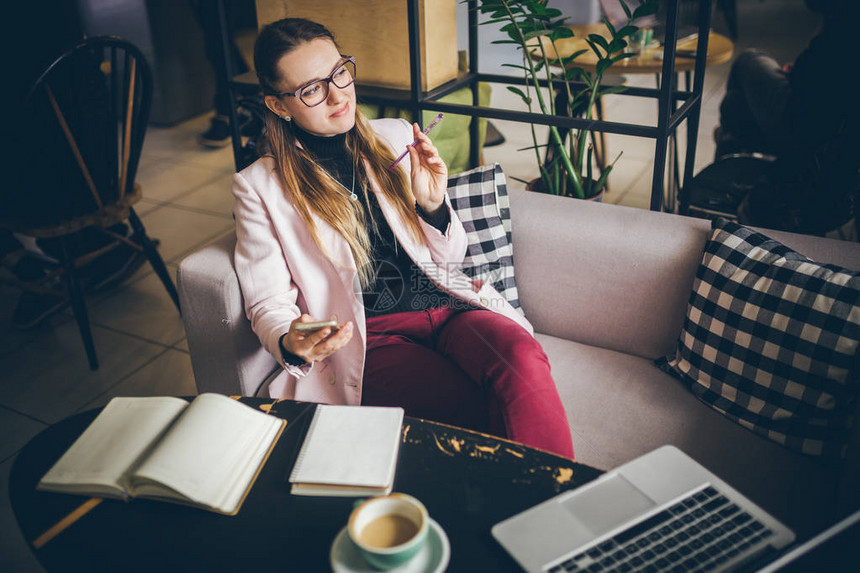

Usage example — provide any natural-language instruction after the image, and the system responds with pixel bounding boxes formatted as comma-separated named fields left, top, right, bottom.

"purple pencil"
left=388, top=113, right=444, bottom=170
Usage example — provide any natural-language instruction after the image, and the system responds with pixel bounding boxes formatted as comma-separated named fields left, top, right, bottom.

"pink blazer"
left=233, top=118, right=532, bottom=403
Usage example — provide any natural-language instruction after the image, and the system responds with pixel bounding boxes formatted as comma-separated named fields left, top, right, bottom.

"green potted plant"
left=465, top=0, right=659, bottom=199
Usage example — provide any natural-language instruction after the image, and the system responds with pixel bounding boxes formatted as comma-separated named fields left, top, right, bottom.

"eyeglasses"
left=274, top=56, right=356, bottom=108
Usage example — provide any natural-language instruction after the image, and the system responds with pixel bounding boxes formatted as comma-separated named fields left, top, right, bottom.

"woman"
left=233, top=17, right=574, bottom=458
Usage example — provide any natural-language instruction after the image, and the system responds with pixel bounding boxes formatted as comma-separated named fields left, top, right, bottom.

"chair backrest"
left=11, top=36, right=152, bottom=227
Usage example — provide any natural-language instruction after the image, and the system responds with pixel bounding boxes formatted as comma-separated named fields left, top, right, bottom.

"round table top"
left=10, top=398, right=602, bottom=573
left=532, top=24, right=734, bottom=75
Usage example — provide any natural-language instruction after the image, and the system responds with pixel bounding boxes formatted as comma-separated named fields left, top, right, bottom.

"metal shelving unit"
left=398, top=0, right=713, bottom=212
left=218, top=0, right=713, bottom=212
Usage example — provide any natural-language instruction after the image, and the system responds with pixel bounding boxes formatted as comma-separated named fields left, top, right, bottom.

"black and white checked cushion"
left=447, top=163, right=521, bottom=312
left=659, top=218, right=860, bottom=457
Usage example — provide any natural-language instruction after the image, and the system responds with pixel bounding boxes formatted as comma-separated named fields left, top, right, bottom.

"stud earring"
left=282, top=115, right=292, bottom=122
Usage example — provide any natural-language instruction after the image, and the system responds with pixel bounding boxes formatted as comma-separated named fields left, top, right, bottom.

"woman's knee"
left=440, top=310, right=552, bottom=383
left=735, top=49, right=778, bottom=72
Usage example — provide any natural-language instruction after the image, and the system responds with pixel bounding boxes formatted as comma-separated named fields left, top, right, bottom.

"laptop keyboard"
left=546, top=485, right=774, bottom=573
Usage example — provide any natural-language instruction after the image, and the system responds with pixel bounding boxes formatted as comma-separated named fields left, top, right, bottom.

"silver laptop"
left=492, top=446, right=795, bottom=573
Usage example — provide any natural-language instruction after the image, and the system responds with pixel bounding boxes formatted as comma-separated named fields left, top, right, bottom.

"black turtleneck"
left=291, top=123, right=456, bottom=318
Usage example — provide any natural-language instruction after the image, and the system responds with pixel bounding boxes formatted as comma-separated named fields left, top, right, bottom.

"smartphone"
left=292, top=320, right=339, bottom=333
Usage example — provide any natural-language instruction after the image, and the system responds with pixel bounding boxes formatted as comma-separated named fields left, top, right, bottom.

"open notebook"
left=38, top=394, right=284, bottom=515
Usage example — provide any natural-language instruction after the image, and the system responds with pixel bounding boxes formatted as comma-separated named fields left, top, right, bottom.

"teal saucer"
left=330, top=517, right=450, bottom=573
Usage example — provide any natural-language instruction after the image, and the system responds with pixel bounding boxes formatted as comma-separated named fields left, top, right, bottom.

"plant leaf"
left=598, top=85, right=628, bottom=97
left=522, top=29, right=552, bottom=40
left=533, top=1, right=554, bottom=17
left=538, top=166, right=555, bottom=195
left=548, top=18, right=573, bottom=30
left=633, top=1, right=659, bottom=19
left=587, top=144, right=593, bottom=184
left=550, top=26, right=575, bottom=41
left=561, top=49, right=589, bottom=65
left=507, top=86, right=532, bottom=105
left=485, top=8, right=508, bottom=18
left=612, top=52, right=636, bottom=63
left=516, top=143, right=550, bottom=152
left=588, top=34, right=610, bottom=52
left=608, top=39, right=627, bottom=54
left=563, top=66, right=586, bottom=81
left=616, top=25, right=637, bottom=39
left=596, top=58, right=612, bottom=76
left=603, top=17, right=618, bottom=38
left=579, top=71, right=595, bottom=89
left=594, top=151, right=622, bottom=192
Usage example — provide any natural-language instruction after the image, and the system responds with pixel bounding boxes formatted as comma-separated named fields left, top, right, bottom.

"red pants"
left=361, top=307, right=574, bottom=458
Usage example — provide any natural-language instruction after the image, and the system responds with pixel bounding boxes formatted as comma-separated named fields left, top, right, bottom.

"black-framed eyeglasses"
left=273, top=56, right=356, bottom=108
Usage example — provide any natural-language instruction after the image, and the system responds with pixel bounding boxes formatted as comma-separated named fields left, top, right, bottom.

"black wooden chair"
left=0, top=36, right=179, bottom=370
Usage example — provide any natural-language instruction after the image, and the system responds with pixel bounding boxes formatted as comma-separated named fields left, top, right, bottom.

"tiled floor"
left=0, top=2, right=842, bottom=570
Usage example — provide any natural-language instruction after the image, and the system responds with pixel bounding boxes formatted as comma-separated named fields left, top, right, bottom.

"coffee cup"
left=348, top=493, right=429, bottom=570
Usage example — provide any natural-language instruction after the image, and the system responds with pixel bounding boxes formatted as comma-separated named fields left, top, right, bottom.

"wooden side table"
left=537, top=25, right=734, bottom=75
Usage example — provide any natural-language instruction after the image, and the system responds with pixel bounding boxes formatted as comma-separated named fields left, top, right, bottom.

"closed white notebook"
left=288, top=405, right=404, bottom=497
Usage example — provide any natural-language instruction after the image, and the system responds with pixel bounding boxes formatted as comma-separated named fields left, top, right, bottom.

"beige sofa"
left=177, top=188, right=860, bottom=543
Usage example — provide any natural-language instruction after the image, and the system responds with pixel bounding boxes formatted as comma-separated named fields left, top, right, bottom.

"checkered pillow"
left=447, top=163, right=521, bottom=312
left=658, top=218, right=860, bottom=458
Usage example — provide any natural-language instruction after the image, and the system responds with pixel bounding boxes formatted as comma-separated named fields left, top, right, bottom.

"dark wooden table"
left=10, top=398, right=603, bottom=572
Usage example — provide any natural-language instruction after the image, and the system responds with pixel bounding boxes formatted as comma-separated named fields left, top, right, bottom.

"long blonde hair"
left=255, top=18, right=425, bottom=287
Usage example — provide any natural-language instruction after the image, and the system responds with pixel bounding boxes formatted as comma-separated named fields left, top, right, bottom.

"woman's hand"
left=281, top=314, right=353, bottom=363
left=408, top=122, right=448, bottom=216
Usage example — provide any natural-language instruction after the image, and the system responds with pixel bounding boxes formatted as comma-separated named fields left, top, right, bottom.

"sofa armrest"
left=177, top=232, right=279, bottom=396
